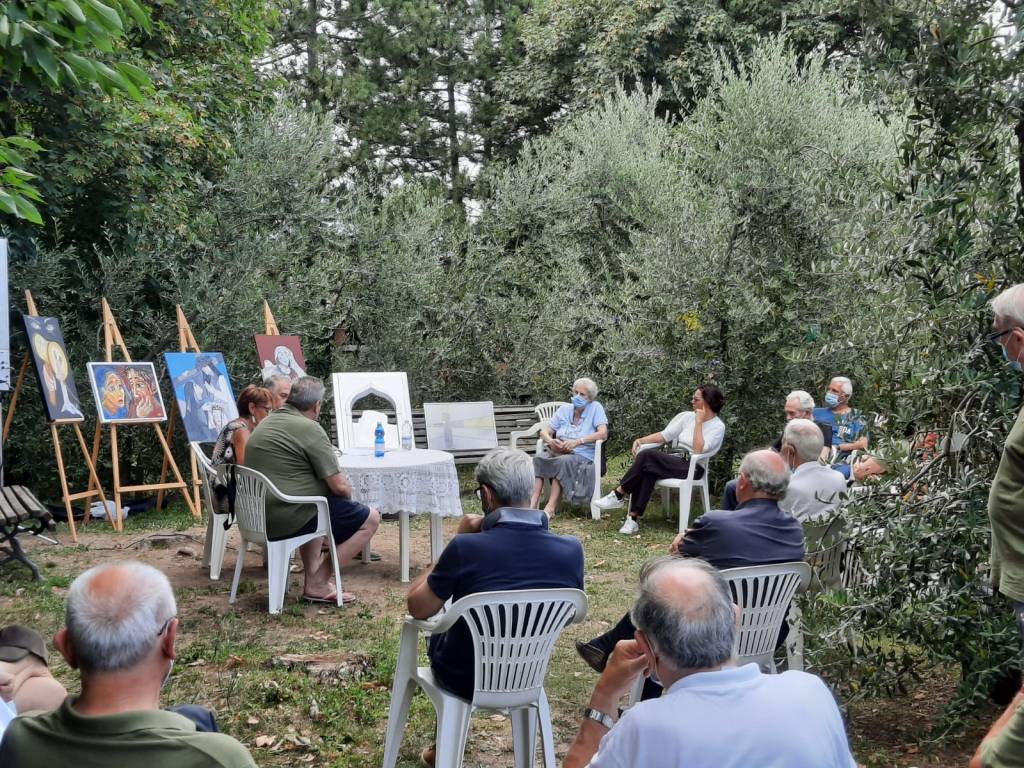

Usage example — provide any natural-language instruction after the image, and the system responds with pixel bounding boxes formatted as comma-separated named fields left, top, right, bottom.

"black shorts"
left=284, top=496, right=370, bottom=545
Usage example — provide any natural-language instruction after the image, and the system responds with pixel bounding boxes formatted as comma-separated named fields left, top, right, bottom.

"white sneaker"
left=594, top=491, right=624, bottom=510
left=618, top=516, right=639, bottom=535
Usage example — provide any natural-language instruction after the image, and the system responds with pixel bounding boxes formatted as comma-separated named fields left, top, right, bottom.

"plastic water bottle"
left=374, top=422, right=385, bottom=457
left=401, top=419, right=413, bottom=451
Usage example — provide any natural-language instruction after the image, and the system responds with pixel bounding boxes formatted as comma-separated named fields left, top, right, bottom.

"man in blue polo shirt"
left=406, top=447, right=585, bottom=765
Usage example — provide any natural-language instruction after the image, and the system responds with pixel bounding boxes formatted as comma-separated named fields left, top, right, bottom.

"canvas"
left=423, top=402, right=498, bottom=451
left=87, top=362, right=167, bottom=423
left=164, top=352, right=238, bottom=443
left=23, top=314, right=84, bottom=422
left=254, top=335, right=307, bottom=381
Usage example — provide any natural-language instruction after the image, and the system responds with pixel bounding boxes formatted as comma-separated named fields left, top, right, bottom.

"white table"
left=336, top=447, right=463, bottom=582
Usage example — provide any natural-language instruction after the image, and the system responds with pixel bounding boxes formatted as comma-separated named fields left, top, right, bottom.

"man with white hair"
left=577, top=450, right=805, bottom=684
left=564, top=557, right=857, bottom=767
left=0, top=561, right=256, bottom=767
left=263, top=373, right=292, bottom=411
left=780, top=418, right=848, bottom=521
left=406, top=447, right=585, bottom=766
left=988, top=284, right=1024, bottom=640
left=813, top=376, right=869, bottom=478
left=245, top=375, right=380, bottom=604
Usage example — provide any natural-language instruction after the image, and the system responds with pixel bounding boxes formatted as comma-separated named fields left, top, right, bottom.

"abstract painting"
left=87, top=362, right=167, bottom=424
left=254, top=335, right=306, bottom=382
left=164, top=352, right=238, bottom=443
left=23, top=315, right=84, bottom=422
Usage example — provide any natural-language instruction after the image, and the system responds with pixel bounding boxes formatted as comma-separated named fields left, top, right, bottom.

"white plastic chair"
left=193, top=442, right=230, bottom=580
left=228, top=466, right=343, bottom=614
left=382, top=588, right=588, bottom=768
left=655, top=445, right=718, bottom=533
left=333, top=372, right=413, bottom=450
left=510, top=402, right=606, bottom=520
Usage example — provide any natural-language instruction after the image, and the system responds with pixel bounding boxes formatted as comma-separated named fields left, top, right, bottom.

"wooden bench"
left=328, top=405, right=541, bottom=465
left=0, top=486, right=54, bottom=581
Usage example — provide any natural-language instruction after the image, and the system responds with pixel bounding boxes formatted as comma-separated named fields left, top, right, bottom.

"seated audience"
left=0, top=561, right=256, bottom=768
left=563, top=558, right=857, bottom=768
left=530, top=377, right=609, bottom=516
left=779, top=418, right=847, bottom=522
left=972, top=682, right=1024, bottom=767
left=406, top=447, right=585, bottom=766
left=722, top=389, right=831, bottom=509
left=245, top=376, right=380, bottom=604
left=264, top=373, right=292, bottom=411
left=0, top=626, right=67, bottom=715
left=577, top=450, right=804, bottom=682
left=594, top=384, right=726, bottom=534
left=813, top=375, right=869, bottom=479
left=211, top=385, right=273, bottom=470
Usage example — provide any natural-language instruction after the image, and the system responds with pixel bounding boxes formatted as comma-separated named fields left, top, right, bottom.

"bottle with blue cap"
left=374, top=422, right=385, bottom=457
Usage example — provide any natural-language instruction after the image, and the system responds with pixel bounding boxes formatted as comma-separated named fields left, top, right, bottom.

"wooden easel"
left=2, top=290, right=112, bottom=541
left=92, top=299, right=200, bottom=528
left=262, top=300, right=280, bottom=336
left=155, top=306, right=203, bottom=514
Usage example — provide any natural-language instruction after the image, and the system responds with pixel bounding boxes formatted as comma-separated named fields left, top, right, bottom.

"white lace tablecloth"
left=336, top=448, right=463, bottom=518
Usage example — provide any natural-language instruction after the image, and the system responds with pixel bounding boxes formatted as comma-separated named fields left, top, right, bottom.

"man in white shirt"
left=563, top=557, right=857, bottom=768
left=780, top=418, right=848, bottom=522
left=594, top=384, right=726, bottom=534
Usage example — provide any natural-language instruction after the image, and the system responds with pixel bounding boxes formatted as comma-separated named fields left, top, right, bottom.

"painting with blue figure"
left=164, top=352, right=238, bottom=443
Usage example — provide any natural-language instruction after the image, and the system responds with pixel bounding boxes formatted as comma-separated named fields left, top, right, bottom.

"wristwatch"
left=582, top=707, right=615, bottom=729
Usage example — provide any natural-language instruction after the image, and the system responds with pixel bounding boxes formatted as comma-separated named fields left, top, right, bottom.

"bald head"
left=738, top=449, right=790, bottom=500
left=65, top=561, right=176, bottom=674
left=631, top=558, right=735, bottom=670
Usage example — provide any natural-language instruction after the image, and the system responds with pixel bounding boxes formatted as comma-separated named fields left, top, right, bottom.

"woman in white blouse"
left=593, top=384, right=726, bottom=534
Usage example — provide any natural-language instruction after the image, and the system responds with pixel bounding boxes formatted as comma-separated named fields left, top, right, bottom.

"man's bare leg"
left=302, top=509, right=381, bottom=598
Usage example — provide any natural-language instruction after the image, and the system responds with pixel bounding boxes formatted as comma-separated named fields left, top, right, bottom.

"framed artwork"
left=164, top=352, right=238, bottom=443
left=254, top=335, right=307, bottom=381
left=22, top=315, right=84, bottom=422
left=423, top=402, right=498, bottom=451
left=87, top=362, right=167, bottom=424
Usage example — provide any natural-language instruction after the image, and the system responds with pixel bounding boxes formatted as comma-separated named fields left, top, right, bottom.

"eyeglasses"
left=988, top=327, right=1021, bottom=343
left=474, top=484, right=491, bottom=500
left=156, top=616, right=176, bottom=637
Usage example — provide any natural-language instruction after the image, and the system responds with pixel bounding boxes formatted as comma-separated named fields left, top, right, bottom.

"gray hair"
left=573, top=377, right=599, bottom=400
left=830, top=376, right=853, bottom=397
left=786, top=390, right=815, bottom=412
left=66, top=561, right=177, bottom=674
left=263, top=373, right=291, bottom=391
left=287, top=376, right=325, bottom=411
left=739, top=450, right=790, bottom=498
left=783, top=418, right=824, bottom=463
left=475, top=447, right=534, bottom=507
left=630, top=557, right=735, bottom=670
left=992, top=284, right=1024, bottom=329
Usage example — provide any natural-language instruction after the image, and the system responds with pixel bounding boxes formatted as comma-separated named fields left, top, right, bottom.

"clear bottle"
left=401, top=419, right=413, bottom=450
left=374, top=422, right=385, bottom=457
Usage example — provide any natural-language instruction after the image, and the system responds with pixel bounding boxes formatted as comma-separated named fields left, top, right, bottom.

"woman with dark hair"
left=593, top=384, right=726, bottom=535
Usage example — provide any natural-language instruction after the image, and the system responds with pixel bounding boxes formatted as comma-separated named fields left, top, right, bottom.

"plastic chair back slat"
left=722, top=563, right=811, bottom=670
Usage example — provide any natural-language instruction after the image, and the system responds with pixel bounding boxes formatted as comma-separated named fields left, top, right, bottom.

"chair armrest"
left=509, top=421, right=546, bottom=449
left=270, top=491, right=330, bottom=510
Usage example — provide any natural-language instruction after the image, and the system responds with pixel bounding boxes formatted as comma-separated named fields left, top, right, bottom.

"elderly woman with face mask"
left=530, top=377, right=609, bottom=517
left=812, top=375, right=869, bottom=478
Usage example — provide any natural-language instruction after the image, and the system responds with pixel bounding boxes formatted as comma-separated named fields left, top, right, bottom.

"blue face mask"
left=1003, top=345, right=1023, bottom=372
left=571, top=394, right=588, bottom=409
left=824, top=392, right=841, bottom=407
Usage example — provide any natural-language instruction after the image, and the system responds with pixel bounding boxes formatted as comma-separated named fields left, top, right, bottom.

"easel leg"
left=156, top=404, right=176, bottom=511
left=2, top=356, right=29, bottom=444
left=153, top=424, right=200, bottom=518
left=72, top=423, right=113, bottom=529
left=111, top=424, right=123, bottom=532
left=50, top=424, right=79, bottom=544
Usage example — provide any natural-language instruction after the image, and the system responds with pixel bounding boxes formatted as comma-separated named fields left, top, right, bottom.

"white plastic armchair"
left=228, top=466, right=343, bottom=615
left=648, top=438, right=721, bottom=532
left=507, top=401, right=567, bottom=454
left=382, top=588, right=588, bottom=768
left=192, top=442, right=230, bottom=580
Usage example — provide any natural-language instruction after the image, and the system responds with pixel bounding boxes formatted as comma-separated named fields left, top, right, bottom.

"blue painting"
left=163, top=352, right=237, bottom=443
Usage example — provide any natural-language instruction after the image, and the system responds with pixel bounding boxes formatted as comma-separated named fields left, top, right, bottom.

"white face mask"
left=161, top=659, right=174, bottom=689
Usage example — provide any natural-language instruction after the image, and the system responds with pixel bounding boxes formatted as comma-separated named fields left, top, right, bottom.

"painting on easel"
left=22, top=315, right=84, bottom=422
left=87, top=362, right=167, bottom=423
left=164, top=352, right=238, bottom=443
left=254, top=334, right=306, bottom=381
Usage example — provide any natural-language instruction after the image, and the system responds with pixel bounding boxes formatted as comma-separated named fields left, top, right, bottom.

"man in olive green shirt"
left=245, top=375, right=380, bottom=603
left=972, top=687, right=1024, bottom=768
left=989, top=284, right=1024, bottom=640
left=0, top=561, right=255, bottom=768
